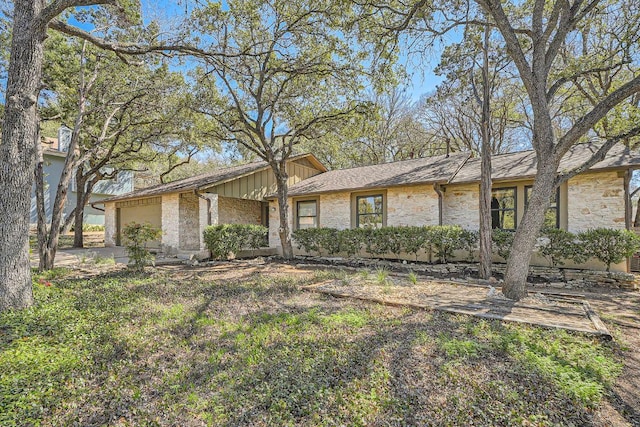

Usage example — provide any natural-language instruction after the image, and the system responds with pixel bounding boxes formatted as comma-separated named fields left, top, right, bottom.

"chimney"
left=57, top=125, right=72, bottom=152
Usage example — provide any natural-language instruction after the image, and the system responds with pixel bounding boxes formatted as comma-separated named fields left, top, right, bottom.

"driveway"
left=30, top=246, right=129, bottom=267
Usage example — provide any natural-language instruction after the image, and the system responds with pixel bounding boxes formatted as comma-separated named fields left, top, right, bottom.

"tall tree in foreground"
left=1, top=1, right=126, bottom=310
left=188, top=0, right=373, bottom=258
left=474, top=0, right=640, bottom=299
left=367, top=0, right=640, bottom=299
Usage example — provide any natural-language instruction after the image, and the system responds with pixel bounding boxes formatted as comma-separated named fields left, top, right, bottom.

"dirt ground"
left=152, top=259, right=640, bottom=426
left=33, top=254, right=640, bottom=425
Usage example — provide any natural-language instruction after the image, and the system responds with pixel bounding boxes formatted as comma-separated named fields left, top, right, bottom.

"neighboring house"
left=100, top=143, right=640, bottom=272
left=30, top=127, right=134, bottom=225
left=99, top=154, right=326, bottom=256
left=268, top=144, right=640, bottom=272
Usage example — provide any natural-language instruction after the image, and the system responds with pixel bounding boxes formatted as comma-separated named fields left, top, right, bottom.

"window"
left=525, top=186, right=560, bottom=228
left=356, top=194, right=384, bottom=228
left=491, top=187, right=517, bottom=230
left=296, top=200, right=318, bottom=229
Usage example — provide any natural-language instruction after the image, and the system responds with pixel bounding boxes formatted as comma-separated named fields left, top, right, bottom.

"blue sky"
left=138, top=0, right=450, bottom=101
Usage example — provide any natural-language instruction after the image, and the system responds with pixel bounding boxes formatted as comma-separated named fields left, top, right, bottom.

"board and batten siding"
left=205, top=161, right=320, bottom=200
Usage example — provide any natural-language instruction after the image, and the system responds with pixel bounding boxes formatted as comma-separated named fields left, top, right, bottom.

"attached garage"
left=99, top=154, right=327, bottom=258
left=115, top=197, right=162, bottom=248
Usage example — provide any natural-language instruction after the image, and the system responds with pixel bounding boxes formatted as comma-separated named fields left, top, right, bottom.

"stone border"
left=291, top=256, right=639, bottom=290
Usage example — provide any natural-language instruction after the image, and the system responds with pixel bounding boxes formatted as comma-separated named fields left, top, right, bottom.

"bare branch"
left=556, top=127, right=640, bottom=185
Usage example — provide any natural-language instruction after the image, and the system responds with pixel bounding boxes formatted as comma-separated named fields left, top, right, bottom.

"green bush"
left=431, top=225, right=464, bottom=263
left=402, top=226, right=431, bottom=261
left=492, top=229, right=514, bottom=261
left=203, top=224, right=268, bottom=260
left=122, top=222, right=162, bottom=271
left=578, top=228, right=640, bottom=271
left=292, top=228, right=323, bottom=254
left=539, top=227, right=585, bottom=267
left=459, top=229, right=479, bottom=261
left=339, top=228, right=365, bottom=257
left=377, top=227, right=405, bottom=259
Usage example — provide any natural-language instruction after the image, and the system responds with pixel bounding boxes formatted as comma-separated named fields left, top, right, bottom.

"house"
left=99, top=154, right=326, bottom=257
left=101, top=143, right=640, bottom=272
left=30, top=127, right=134, bottom=226
left=267, top=144, right=640, bottom=272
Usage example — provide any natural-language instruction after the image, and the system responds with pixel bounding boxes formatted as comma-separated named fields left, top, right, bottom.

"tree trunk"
left=501, top=161, right=557, bottom=300
left=34, top=128, right=55, bottom=271
left=272, top=162, right=293, bottom=259
left=478, top=24, right=493, bottom=280
left=73, top=171, right=87, bottom=248
left=634, top=197, right=640, bottom=228
left=0, top=1, right=47, bottom=311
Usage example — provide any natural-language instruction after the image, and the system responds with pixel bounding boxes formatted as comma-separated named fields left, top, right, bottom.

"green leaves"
left=203, top=224, right=268, bottom=259
left=122, top=222, right=162, bottom=270
left=578, top=228, right=640, bottom=271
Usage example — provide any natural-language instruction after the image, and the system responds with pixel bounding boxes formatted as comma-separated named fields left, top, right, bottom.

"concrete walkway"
left=30, top=246, right=129, bottom=268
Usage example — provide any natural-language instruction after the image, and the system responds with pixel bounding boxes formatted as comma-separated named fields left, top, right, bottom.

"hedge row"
left=292, top=226, right=640, bottom=270
left=204, top=224, right=268, bottom=259
left=293, top=226, right=478, bottom=263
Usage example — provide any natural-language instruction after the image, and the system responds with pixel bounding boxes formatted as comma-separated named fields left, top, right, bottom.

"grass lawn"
left=0, top=265, right=626, bottom=426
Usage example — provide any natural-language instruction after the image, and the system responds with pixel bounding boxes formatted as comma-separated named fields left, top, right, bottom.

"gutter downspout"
left=433, top=183, right=444, bottom=226
left=90, top=201, right=105, bottom=212
left=624, top=169, right=633, bottom=273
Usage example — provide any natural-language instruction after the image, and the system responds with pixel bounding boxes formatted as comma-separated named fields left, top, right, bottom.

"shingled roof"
left=283, top=152, right=471, bottom=197
left=449, top=143, right=640, bottom=184
left=100, top=153, right=324, bottom=203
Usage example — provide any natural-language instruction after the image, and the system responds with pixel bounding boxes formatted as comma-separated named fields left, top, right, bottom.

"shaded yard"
left=0, top=262, right=638, bottom=426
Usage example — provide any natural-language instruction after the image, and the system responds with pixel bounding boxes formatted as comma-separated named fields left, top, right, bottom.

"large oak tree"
left=186, top=0, right=376, bottom=258
left=366, top=0, right=640, bottom=299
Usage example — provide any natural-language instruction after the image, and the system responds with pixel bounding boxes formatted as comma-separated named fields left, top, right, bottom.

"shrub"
left=339, top=228, right=365, bottom=257
left=361, top=228, right=387, bottom=258
left=122, top=222, right=162, bottom=271
left=431, top=225, right=463, bottom=263
left=316, top=228, right=342, bottom=256
left=204, top=224, right=268, bottom=260
left=292, top=228, right=322, bottom=254
left=401, top=226, right=431, bottom=261
left=459, top=229, right=479, bottom=261
left=377, top=227, right=405, bottom=259
left=578, top=228, right=640, bottom=271
left=292, top=228, right=341, bottom=256
left=492, top=229, right=514, bottom=261
left=539, top=227, right=585, bottom=267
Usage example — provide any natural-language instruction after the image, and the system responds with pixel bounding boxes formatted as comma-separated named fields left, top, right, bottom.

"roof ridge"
left=317, top=151, right=469, bottom=173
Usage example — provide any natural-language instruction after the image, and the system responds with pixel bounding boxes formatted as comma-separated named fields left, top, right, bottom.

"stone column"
left=104, top=202, right=117, bottom=247
left=161, top=193, right=180, bottom=254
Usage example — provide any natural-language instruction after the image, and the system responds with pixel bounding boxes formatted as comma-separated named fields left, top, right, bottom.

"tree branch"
left=556, top=127, right=640, bottom=185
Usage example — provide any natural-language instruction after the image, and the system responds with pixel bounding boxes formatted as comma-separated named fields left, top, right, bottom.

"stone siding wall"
left=442, top=183, right=479, bottom=229
left=218, top=196, right=262, bottom=225
left=387, top=185, right=440, bottom=227
left=318, top=193, right=350, bottom=229
left=268, top=200, right=292, bottom=253
left=179, top=193, right=201, bottom=251
left=198, top=196, right=213, bottom=251
left=567, top=171, right=626, bottom=232
left=104, top=202, right=116, bottom=247
left=161, top=193, right=180, bottom=254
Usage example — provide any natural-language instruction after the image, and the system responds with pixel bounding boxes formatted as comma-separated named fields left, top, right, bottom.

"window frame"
left=352, top=191, right=386, bottom=229
left=491, top=186, right=518, bottom=231
left=524, top=185, right=560, bottom=229
left=294, top=198, right=319, bottom=230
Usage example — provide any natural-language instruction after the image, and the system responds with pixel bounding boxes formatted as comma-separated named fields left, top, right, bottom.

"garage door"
left=116, top=197, right=162, bottom=249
